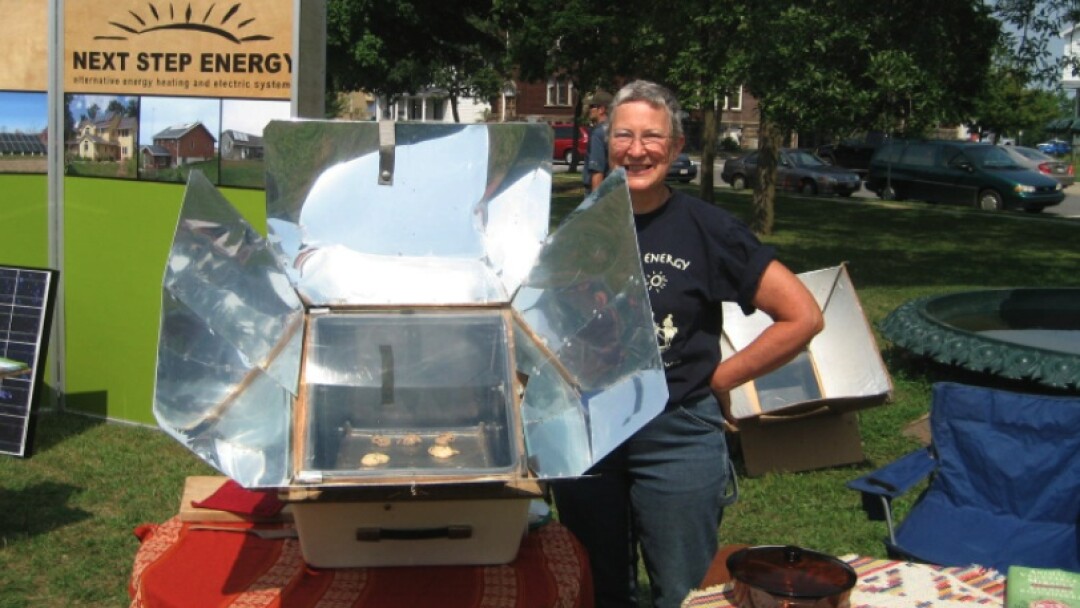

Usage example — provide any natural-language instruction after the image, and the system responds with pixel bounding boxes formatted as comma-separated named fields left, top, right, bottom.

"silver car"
left=721, top=148, right=862, bottom=196
left=998, top=145, right=1074, bottom=188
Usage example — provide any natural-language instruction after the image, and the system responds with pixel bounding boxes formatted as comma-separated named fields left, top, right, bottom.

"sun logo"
left=95, top=2, right=271, bottom=44
left=646, top=270, right=668, bottom=293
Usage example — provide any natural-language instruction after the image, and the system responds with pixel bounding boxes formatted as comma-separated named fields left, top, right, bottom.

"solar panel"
left=0, top=266, right=58, bottom=458
left=0, top=133, right=47, bottom=155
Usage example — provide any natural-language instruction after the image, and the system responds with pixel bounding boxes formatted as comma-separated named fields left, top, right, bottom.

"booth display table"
left=129, top=515, right=592, bottom=608
left=684, top=546, right=1005, bottom=608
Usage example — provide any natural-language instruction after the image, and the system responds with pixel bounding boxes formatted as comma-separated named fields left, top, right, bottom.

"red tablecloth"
left=129, top=516, right=593, bottom=608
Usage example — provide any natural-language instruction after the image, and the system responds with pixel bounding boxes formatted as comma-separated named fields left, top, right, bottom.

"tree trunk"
left=450, top=93, right=461, bottom=123
left=751, top=116, right=781, bottom=236
left=699, top=103, right=718, bottom=204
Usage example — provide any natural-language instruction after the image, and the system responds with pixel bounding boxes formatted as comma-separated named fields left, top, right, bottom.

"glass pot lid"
left=726, top=545, right=857, bottom=599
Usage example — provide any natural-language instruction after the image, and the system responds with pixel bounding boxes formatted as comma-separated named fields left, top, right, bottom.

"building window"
left=723, top=86, right=743, bottom=112
left=546, top=79, right=574, bottom=107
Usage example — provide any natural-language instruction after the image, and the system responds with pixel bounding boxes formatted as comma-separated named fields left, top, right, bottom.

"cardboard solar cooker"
left=153, top=120, right=667, bottom=567
left=721, top=264, right=894, bottom=476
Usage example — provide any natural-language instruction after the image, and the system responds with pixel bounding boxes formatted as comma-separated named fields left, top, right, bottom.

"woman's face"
left=608, top=100, right=683, bottom=205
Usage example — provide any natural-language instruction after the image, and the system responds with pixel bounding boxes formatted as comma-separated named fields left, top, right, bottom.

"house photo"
left=141, top=122, right=216, bottom=169
left=63, top=94, right=139, bottom=179
left=218, top=99, right=290, bottom=189
left=138, top=97, right=222, bottom=184
left=221, top=129, right=264, bottom=161
left=71, top=113, right=137, bottom=162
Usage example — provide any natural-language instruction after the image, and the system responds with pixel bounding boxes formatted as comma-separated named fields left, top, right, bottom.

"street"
left=553, top=159, right=1080, bottom=218
left=699, top=158, right=1080, bottom=219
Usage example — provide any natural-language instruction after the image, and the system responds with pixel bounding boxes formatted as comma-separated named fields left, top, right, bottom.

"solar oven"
left=153, top=120, right=666, bottom=566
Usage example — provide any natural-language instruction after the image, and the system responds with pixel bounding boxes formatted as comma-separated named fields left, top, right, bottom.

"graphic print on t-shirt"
left=655, top=313, right=677, bottom=353
left=642, top=251, right=690, bottom=364
left=646, top=269, right=668, bottom=292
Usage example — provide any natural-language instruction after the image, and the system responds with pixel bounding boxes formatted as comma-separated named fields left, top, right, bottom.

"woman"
left=554, top=80, right=824, bottom=608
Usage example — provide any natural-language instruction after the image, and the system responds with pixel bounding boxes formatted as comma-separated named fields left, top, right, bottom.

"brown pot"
left=726, top=545, right=857, bottom=608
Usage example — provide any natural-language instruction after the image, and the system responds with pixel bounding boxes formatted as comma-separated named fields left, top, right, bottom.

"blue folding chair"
left=848, top=382, right=1080, bottom=571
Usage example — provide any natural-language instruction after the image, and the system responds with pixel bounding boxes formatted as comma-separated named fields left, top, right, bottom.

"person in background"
left=582, top=90, right=613, bottom=193
left=554, top=80, right=824, bottom=608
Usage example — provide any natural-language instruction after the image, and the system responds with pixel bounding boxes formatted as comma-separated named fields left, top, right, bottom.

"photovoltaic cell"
left=0, top=266, right=58, bottom=458
left=0, top=133, right=47, bottom=155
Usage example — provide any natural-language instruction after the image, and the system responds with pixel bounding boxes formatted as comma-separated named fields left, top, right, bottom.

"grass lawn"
left=220, top=159, right=268, bottom=189
left=3, top=173, right=1079, bottom=606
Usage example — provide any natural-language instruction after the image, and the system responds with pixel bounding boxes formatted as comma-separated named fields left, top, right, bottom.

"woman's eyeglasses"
left=610, top=130, right=670, bottom=151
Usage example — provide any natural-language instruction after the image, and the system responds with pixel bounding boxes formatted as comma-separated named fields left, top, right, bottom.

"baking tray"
left=333, top=424, right=511, bottom=474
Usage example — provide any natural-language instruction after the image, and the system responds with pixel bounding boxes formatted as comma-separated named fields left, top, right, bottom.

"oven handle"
left=355, top=525, right=473, bottom=542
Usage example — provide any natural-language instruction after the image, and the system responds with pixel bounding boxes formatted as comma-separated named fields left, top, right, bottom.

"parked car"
left=1035, top=139, right=1072, bottom=156
left=998, top=145, right=1074, bottom=188
left=815, top=131, right=889, bottom=175
left=551, top=123, right=589, bottom=164
left=865, top=140, right=1064, bottom=212
left=665, top=153, right=698, bottom=182
left=721, top=148, right=862, bottom=196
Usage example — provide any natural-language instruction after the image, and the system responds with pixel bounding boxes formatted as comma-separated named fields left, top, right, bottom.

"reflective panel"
left=162, top=171, right=304, bottom=391
left=723, top=265, right=892, bottom=419
left=154, top=171, right=303, bottom=487
left=512, top=171, right=667, bottom=475
left=514, top=320, right=591, bottom=477
left=155, top=291, right=294, bottom=487
left=263, top=121, right=552, bottom=306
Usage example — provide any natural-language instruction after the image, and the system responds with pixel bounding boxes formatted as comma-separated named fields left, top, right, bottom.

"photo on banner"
left=220, top=99, right=290, bottom=189
left=138, top=96, right=221, bottom=184
left=64, top=94, right=140, bottom=180
left=0, top=92, right=48, bottom=175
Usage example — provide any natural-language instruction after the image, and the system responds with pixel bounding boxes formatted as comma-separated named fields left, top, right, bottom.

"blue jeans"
left=554, top=395, right=737, bottom=608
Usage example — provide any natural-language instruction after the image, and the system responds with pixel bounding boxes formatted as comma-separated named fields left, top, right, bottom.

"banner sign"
left=0, top=0, right=48, bottom=92
left=65, top=1, right=292, bottom=100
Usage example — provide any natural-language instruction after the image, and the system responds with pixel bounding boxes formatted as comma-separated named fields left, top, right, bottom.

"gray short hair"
left=611, top=80, right=683, bottom=141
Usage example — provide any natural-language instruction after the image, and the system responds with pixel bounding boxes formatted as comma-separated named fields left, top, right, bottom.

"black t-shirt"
left=634, top=189, right=775, bottom=406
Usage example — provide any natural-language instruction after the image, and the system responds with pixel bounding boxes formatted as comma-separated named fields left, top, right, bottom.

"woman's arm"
left=709, top=260, right=825, bottom=425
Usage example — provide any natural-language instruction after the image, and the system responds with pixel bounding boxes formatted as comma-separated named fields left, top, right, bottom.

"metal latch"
left=378, top=120, right=395, bottom=186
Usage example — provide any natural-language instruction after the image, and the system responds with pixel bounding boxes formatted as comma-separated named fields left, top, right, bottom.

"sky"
left=139, top=97, right=221, bottom=145
left=221, top=99, right=291, bottom=137
left=0, top=92, right=48, bottom=133
left=68, top=94, right=136, bottom=123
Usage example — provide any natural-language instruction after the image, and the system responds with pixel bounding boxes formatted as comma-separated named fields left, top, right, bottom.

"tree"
left=992, top=0, right=1080, bottom=85
left=735, top=0, right=867, bottom=234
left=431, top=57, right=505, bottom=123
left=498, top=0, right=639, bottom=170
left=325, top=0, right=506, bottom=120
left=107, top=99, right=126, bottom=117
left=426, top=13, right=508, bottom=122
left=734, top=0, right=998, bottom=235
left=969, top=60, right=1063, bottom=141
left=661, top=1, right=746, bottom=203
